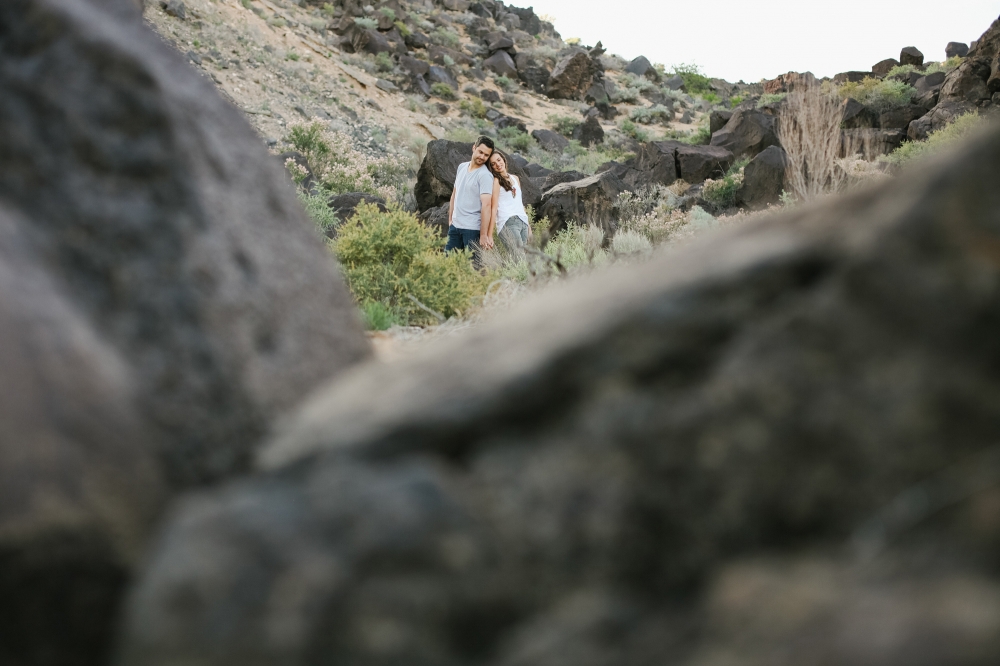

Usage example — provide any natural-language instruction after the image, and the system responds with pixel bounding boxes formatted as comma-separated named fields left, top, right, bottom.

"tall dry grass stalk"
left=778, top=89, right=848, bottom=201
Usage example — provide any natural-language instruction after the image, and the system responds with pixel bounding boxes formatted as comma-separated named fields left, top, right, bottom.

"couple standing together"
left=445, top=136, right=532, bottom=264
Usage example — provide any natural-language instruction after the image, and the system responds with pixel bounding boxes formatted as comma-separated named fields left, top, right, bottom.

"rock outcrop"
left=739, top=145, right=787, bottom=209
left=546, top=51, right=595, bottom=99
left=536, top=170, right=625, bottom=233
left=0, top=0, right=370, bottom=662
left=710, top=108, right=780, bottom=160
left=120, top=120, right=1000, bottom=666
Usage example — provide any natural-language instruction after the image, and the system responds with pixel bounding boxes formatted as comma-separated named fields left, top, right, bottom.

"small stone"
left=375, top=79, right=397, bottom=92
left=159, top=0, right=186, bottom=19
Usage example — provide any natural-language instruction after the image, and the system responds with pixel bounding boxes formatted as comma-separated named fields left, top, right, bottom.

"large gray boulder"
left=121, top=120, right=1000, bottom=666
left=536, top=170, right=625, bottom=233
left=677, top=144, right=735, bottom=182
left=0, top=0, right=370, bottom=659
left=710, top=108, right=780, bottom=160
left=546, top=51, right=595, bottom=99
left=634, top=140, right=684, bottom=186
left=483, top=50, right=518, bottom=78
left=739, top=145, right=787, bottom=209
left=415, top=140, right=541, bottom=212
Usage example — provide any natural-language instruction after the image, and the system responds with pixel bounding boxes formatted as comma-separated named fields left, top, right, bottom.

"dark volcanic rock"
left=571, top=114, right=604, bottom=147
left=540, top=170, right=587, bottom=191
left=400, top=54, right=430, bottom=76
left=483, top=50, right=517, bottom=78
left=913, top=71, right=946, bottom=108
left=946, top=41, right=969, bottom=58
left=710, top=108, right=780, bottom=159
left=625, top=55, right=658, bottom=80
left=832, top=71, right=870, bottom=85
left=709, top=109, right=734, bottom=134
left=907, top=100, right=975, bottom=141
left=531, top=128, right=569, bottom=153
left=0, top=0, right=369, bottom=663
left=427, top=65, right=459, bottom=89
left=872, top=58, right=899, bottom=77
left=841, top=98, right=877, bottom=128
left=840, top=129, right=906, bottom=157
left=634, top=140, right=684, bottom=186
left=327, top=193, right=388, bottom=227
left=939, top=57, right=991, bottom=104
left=417, top=202, right=450, bottom=235
left=739, top=145, right=786, bottom=209
left=546, top=51, right=595, bottom=99
left=900, top=46, right=924, bottom=67
left=480, top=88, right=501, bottom=103
left=494, top=114, right=527, bottom=133
left=677, top=144, right=735, bottom=182
left=121, top=119, right=1000, bottom=666
left=536, top=170, right=625, bottom=233
left=515, top=52, right=552, bottom=93
left=878, top=104, right=926, bottom=130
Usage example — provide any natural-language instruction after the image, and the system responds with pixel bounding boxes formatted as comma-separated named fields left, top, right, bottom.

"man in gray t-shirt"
left=445, top=136, right=495, bottom=266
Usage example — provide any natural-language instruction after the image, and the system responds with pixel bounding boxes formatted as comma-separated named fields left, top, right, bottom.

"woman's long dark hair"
left=487, top=150, right=517, bottom=197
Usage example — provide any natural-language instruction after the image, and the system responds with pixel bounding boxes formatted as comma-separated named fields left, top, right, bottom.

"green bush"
left=459, top=97, right=488, bottom=118
left=926, top=56, right=962, bottom=74
left=672, top=63, right=712, bottom=94
left=701, top=157, right=748, bottom=208
left=619, top=119, right=649, bottom=142
left=610, top=86, right=641, bottom=104
left=375, top=51, right=393, bottom=72
left=679, top=123, right=711, bottom=145
left=498, top=126, right=532, bottom=152
left=729, top=94, right=744, bottom=107
left=361, top=301, right=397, bottom=330
left=431, top=27, right=460, bottom=48
left=393, top=20, right=412, bottom=37
left=546, top=114, right=580, bottom=137
left=431, top=82, right=457, bottom=99
left=353, top=16, right=378, bottom=29
left=885, top=63, right=920, bottom=79
left=629, top=104, right=673, bottom=125
left=756, top=92, right=786, bottom=107
left=882, top=112, right=983, bottom=166
left=298, top=190, right=340, bottom=237
left=838, top=77, right=915, bottom=112
left=378, top=7, right=396, bottom=19
left=334, top=204, right=489, bottom=325
left=287, top=122, right=408, bottom=200
left=494, top=75, right=515, bottom=91
left=700, top=92, right=720, bottom=104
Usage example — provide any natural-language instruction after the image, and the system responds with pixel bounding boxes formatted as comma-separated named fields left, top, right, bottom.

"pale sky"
left=525, top=0, right=999, bottom=83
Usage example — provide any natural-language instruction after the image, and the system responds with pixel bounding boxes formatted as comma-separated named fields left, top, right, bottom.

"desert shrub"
left=393, top=20, right=411, bottom=36
left=838, top=77, right=915, bottom=112
left=680, top=123, right=711, bottom=145
left=378, top=7, right=396, bottom=19
left=885, top=63, right=919, bottom=78
left=630, top=104, right=673, bottom=125
left=614, top=185, right=683, bottom=243
left=570, top=144, right=635, bottom=174
left=361, top=301, right=397, bottom=330
left=287, top=122, right=407, bottom=201
left=502, top=92, right=525, bottom=109
left=619, top=119, right=649, bottom=142
left=459, top=97, right=488, bottom=118
left=729, top=94, right=745, bottom=107
left=547, top=113, right=580, bottom=137
left=298, top=190, right=341, bottom=236
left=544, top=223, right=608, bottom=270
left=688, top=205, right=718, bottom=230
left=353, top=16, right=378, bottom=29
left=375, top=51, right=393, bottom=72
left=882, top=112, right=983, bottom=166
left=926, top=56, right=962, bottom=74
left=611, top=86, right=641, bottom=104
left=431, top=27, right=460, bottom=48
left=756, top=92, right=786, bottom=107
left=778, top=90, right=847, bottom=200
left=700, top=92, right=720, bottom=104
left=498, top=126, right=532, bottom=152
left=431, top=82, right=457, bottom=99
left=701, top=157, right=748, bottom=208
left=334, top=204, right=489, bottom=324
left=494, top=75, right=516, bottom=91
left=672, top=63, right=712, bottom=94
left=619, top=72, right=654, bottom=92
left=611, top=229, right=653, bottom=255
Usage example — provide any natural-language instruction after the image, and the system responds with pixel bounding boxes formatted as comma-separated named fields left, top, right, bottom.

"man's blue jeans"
left=445, top=225, right=482, bottom=268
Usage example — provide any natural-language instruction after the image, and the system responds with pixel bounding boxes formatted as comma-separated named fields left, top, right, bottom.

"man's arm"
left=479, top=193, right=494, bottom=249
left=447, top=187, right=456, bottom=226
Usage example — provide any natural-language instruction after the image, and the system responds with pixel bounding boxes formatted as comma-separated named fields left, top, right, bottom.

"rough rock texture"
left=841, top=98, right=877, bottom=128
left=939, top=18, right=1000, bottom=104
left=327, top=193, right=388, bottom=226
left=625, top=55, right=656, bottom=79
left=878, top=104, right=927, bottom=130
left=514, top=52, right=551, bottom=93
left=913, top=71, right=947, bottom=108
left=899, top=46, right=924, bottom=67
left=417, top=202, right=450, bottom=235
left=946, top=41, right=970, bottom=58
left=415, top=140, right=540, bottom=212
left=677, top=144, right=735, bottom=182
left=546, top=51, right=595, bottom=99
left=531, top=129, right=569, bottom=153
left=0, top=0, right=369, bottom=488
left=428, top=64, right=459, bottom=89
left=907, top=100, right=975, bottom=141
left=739, top=146, right=786, bottom=209
left=761, top=71, right=816, bottom=94
left=634, top=140, right=684, bottom=186
left=709, top=109, right=734, bottom=134
left=540, top=170, right=587, bottom=191
left=832, top=71, right=869, bottom=85
left=0, top=205, right=166, bottom=666
left=536, top=170, right=625, bottom=233
left=840, top=129, right=905, bottom=157
left=121, top=121, right=1000, bottom=666
left=483, top=50, right=517, bottom=78
left=571, top=114, right=604, bottom=147
left=872, top=58, right=899, bottom=76
left=710, top=108, right=780, bottom=160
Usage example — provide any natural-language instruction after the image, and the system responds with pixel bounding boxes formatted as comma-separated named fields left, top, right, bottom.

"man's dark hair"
left=474, top=136, right=495, bottom=151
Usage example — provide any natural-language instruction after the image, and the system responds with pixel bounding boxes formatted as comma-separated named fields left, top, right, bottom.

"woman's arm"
left=486, top=180, right=500, bottom=241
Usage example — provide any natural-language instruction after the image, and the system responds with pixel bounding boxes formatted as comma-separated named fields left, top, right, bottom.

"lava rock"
left=709, top=109, right=734, bottom=135
left=537, top=169, right=625, bottom=233
left=531, top=128, right=569, bottom=153
left=427, top=64, right=459, bottom=89
left=515, top=52, right=552, bottom=93
left=710, top=108, right=780, bottom=160
left=571, top=114, right=604, bottom=147
left=841, top=98, right=877, bottom=129
left=872, top=58, right=899, bottom=77
left=677, top=144, right=735, bottom=182
left=546, top=51, right=595, bottom=100
left=483, top=50, right=518, bottom=78
left=625, top=55, right=658, bottom=80
left=327, top=193, right=388, bottom=228
left=832, top=71, right=870, bottom=85
left=480, top=88, right=501, bottom=103
left=739, top=145, right=787, bottom=209
left=946, top=41, right=969, bottom=58
left=634, top=140, right=685, bottom=186
left=878, top=104, right=926, bottom=130
left=900, top=46, right=924, bottom=67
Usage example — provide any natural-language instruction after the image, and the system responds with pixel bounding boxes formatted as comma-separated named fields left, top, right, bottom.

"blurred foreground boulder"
left=0, top=0, right=368, bottom=662
left=120, top=120, right=1000, bottom=664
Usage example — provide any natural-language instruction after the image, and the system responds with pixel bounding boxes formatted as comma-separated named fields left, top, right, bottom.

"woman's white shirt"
left=495, top=174, right=529, bottom=231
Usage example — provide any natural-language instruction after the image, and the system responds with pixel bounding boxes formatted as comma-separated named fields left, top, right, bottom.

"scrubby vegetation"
left=672, top=63, right=712, bottom=95
left=702, top=158, right=749, bottom=208
left=334, top=204, right=490, bottom=327
left=836, top=77, right=916, bottom=112
left=882, top=112, right=984, bottom=166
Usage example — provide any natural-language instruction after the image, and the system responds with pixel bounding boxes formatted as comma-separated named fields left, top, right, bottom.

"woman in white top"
left=486, top=150, right=532, bottom=251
